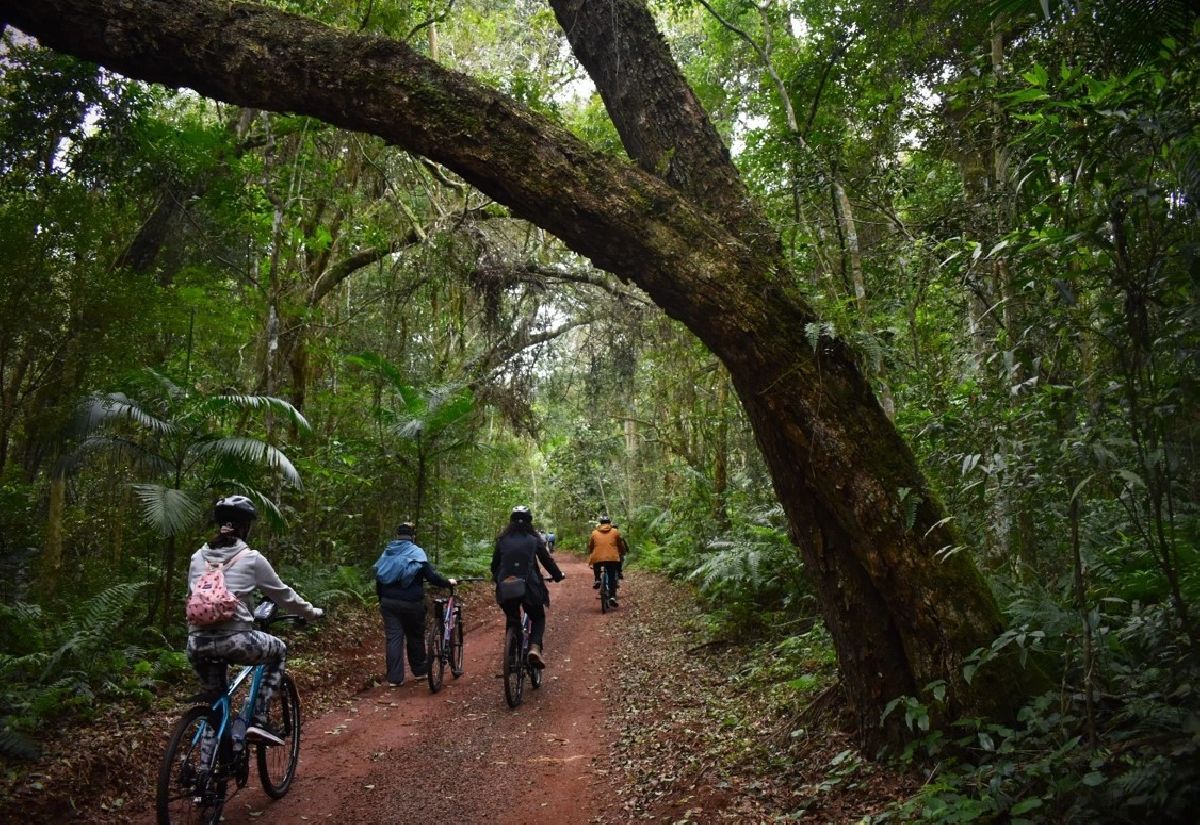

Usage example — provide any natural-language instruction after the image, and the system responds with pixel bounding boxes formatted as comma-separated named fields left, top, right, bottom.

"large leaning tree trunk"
left=1, top=0, right=1041, bottom=746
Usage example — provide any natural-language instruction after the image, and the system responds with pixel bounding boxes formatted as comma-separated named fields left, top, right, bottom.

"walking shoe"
left=592, top=581, right=601, bottom=590
left=527, top=644, right=546, bottom=668
left=387, top=681, right=402, bottom=687
left=245, top=722, right=285, bottom=746
left=608, top=597, right=619, bottom=608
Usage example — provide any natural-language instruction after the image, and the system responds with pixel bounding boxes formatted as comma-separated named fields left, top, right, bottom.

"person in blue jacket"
left=375, top=522, right=455, bottom=686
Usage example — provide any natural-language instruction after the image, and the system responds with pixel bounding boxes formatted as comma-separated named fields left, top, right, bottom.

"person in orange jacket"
left=587, top=516, right=626, bottom=607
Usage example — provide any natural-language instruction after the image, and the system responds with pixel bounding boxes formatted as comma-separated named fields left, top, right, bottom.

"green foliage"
left=75, top=372, right=309, bottom=536
left=890, top=600, right=1200, bottom=823
left=687, top=526, right=810, bottom=636
left=1, top=3, right=1197, bottom=819
left=0, top=582, right=163, bottom=758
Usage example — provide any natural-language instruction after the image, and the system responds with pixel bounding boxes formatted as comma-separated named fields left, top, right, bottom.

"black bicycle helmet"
left=598, top=515, right=612, bottom=525
left=510, top=505, right=532, bottom=523
left=396, top=521, right=416, bottom=537
left=214, top=495, right=257, bottom=524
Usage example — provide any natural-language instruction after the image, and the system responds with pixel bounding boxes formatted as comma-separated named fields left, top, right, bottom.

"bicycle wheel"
left=256, top=674, right=301, bottom=798
left=427, top=616, right=446, bottom=693
left=449, top=609, right=465, bottom=678
left=503, top=625, right=525, bottom=707
left=157, top=705, right=224, bottom=825
left=600, top=572, right=610, bottom=614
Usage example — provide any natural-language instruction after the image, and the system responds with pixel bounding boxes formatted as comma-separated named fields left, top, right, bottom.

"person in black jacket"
left=491, top=505, right=563, bottom=667
left=375, top=522, right=456, bottom=686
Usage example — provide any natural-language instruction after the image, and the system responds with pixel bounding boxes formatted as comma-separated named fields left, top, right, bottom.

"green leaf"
left=1011, top=797, right=1043, bottom=815
left=1082, top=771, right=1105, bottom=787
left=132, top=484, right=204, bottom=537
left=81, top=394, right=177, bottom=437
left=1003, top=88, right=1050, bottom=104
left=1116, top=469, right=1145, bottom=489
left=201, top=394, right=312, bottom=432
left=191, top=437, right=304, bottom=489
left=1022, top=64, right=1049, bottom=87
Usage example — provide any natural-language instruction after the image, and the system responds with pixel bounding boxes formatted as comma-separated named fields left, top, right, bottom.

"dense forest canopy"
left=1, top=0, right=1198, bottom=819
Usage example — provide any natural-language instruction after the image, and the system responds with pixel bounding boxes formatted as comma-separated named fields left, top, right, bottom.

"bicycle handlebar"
left=437, top=576, right=487, bottom=587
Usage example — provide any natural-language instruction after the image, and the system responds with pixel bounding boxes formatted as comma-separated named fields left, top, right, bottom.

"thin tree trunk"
left=834, top=181, right=894, bottom=420
left=713, top=372, right=730, bottom=527
left=1069, top=483, right=1098, bottom=749
left=36, top=473, right=67, bottom=600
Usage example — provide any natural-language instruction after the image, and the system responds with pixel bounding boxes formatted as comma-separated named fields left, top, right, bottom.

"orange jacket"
left=587, top=524, right=625, bottom=564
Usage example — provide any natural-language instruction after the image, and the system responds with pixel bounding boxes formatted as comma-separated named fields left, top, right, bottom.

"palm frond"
left=75, top=436, right=172, bottom=476
left=425, top=387, right=474, bottom=431
left=132, top=484, right=205, bottom=537
left=198, top=394, right=312, bottom=432
left=80, top=394, right=177, bottom=437
left=191, top=437, right=303, bottom=489
left=346, top=351, right=407, bottom=391
left=140, top=367, right=186, bottom=402
left=394, top=386, right=474, bottom=440
left=394, top=417, right=426, bottom=440
left=395, top=383, right=425, bottom=417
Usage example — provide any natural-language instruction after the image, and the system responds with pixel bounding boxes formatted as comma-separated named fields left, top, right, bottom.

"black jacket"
left=492, top=530, right=563, bottom=606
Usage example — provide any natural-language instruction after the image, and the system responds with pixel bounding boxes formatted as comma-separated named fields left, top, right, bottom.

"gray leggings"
left=187, top=630, right=287, bottom=721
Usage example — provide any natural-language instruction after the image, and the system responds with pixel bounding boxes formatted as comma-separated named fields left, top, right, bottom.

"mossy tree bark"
left=2, top=0, right=1039, bottom=746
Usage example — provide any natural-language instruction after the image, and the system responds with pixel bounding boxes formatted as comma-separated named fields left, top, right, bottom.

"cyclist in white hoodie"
left=185, top=496, right=322, bottom=744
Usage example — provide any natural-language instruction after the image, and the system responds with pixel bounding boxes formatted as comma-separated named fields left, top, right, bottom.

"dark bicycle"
left=502, top=604, right=543, bottom=707
left=598, top=564, right=616, bottom=613
left=156, top=603, right=304, bottom=824
left=426, top=577, right=485, bottom=693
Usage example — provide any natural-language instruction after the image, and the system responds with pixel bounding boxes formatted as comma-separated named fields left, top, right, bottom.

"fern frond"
left=0, top=726, right=41, bottom=761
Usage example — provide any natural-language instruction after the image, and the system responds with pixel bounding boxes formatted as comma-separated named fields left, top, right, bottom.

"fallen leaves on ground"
left=596, top=572, right=917, bottom=823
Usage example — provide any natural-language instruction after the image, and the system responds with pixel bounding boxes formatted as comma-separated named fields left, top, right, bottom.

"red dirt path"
left=174, top=554, right=623, bottom=824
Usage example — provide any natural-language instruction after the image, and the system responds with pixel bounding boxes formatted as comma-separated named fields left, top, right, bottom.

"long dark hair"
left=209, top=521, right=251, bottom=548
left=498, top=518, right=536, bottom=540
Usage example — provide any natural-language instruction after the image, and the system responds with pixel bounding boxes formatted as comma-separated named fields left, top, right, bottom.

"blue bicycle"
left=156, top=603, right=303, bottom=824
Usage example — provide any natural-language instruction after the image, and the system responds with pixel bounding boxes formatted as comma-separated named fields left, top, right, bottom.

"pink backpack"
left=186, top=549, right=249, bottom=625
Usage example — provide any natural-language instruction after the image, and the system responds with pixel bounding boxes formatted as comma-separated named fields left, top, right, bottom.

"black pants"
left=502, top=600, right=547, bottom=647
left=593, top=561, right=621, bottom=595
left=380, top=597, right=427, bottom=683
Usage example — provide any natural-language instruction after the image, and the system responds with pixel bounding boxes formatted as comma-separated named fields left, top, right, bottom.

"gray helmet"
left=214, top=495, right=257, bottom=525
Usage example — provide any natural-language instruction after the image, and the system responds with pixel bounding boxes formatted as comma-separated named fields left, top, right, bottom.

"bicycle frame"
left=521, top=609, right=532, bottom=658
left=199, top=663, right=265, bottom=754
left=440, top=592, right=460, bottom=648
left=160, top=607, right=305, bottom=824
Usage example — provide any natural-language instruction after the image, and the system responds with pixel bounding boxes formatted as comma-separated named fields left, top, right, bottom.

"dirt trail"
left=198, top=554, right=624, bottom=824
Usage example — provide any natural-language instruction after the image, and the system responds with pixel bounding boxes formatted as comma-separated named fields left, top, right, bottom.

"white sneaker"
left=245, top=723, right=285, bottom=746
